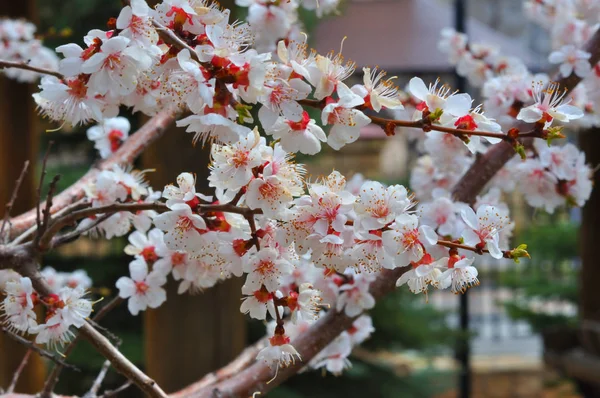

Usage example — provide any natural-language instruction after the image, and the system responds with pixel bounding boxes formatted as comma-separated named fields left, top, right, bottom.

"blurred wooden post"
left=578, top=128, right=600, bottom=396
left=141, top=126, right=246, bottom=392
left=580, top=127, right=600, bottom=323
left=0, top=0, right=46, bottom=393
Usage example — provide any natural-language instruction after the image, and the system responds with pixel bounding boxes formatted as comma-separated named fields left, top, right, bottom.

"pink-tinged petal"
left=559, top=62, right=574, bottom=78
left=145, top=287, right=167, bottom=308
left=444, top=93, right=472, bottom=117
left=131, top=0, right=150, bottom=15
left=56, top=43, right=83, bottom=57
left=516, top=106, right=543, bottom=123
left=548, top=51, right=566, bottom=64
left=190, top=214, right=207, bottom=230
left=574, top=60, right=591, bottom=78
left=419, top=225, right=439, bottom=246
left=129, top=258, right=148, bottom=281
left=408, top=77, right=428, bottom=100
left=116, top=277, right=136, bottom=298
left=460, top=207, right=479, bottom=230
left=128, top=230, right=148, bottom=250
left=127, top=295, right=145, bottom=315
left=101, top=36, right=129, bottom=53
left=486, top=237, right=503, bottom=259
left=80, top=52, right=107, bottom=74
left=282, top=101, right=303, bottom=122
left=116, top=6, right=133, bottom=29
left=259, top=106, right=279, bottom=130
left=555, top=104, right=584, bottom=120
left=461, top=229, right=480, bottom=247
left=395, top=269, right=415, bottom=287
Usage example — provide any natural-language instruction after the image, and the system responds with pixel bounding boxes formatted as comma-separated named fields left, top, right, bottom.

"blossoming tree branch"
left=0, top=0, right=597, bottom=396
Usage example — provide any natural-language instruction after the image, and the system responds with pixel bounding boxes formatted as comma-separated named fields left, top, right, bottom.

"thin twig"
left=6, top=349, right=32, bottom=393
left=35, top=142, right=54, bottom=243
left=50, top=213, right=111, bottom=248
left=0, top=60, right=65, bottom=79
left=0, top=161, right=30, bottom=243
left=8, top=109, right=178, bottom=238
left=41, top=175, right=62, bottom=237
left=38, top=202, right=167, bottom=251
left=98, top=381, right=132, bottom=398
left=84, top=359, right=112, bottom=398
left=10, top=199, right=89, bottom=246
left=41, top=296, right=124, bottom=396
left=0, top=327, right=80, bottom=371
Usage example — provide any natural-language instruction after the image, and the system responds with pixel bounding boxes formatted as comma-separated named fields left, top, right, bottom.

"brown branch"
left=41, top=296, right=125, bottom=396
left=299, top=100, right=538, bottom=142
left=39, top=201, right=263, bottom=251
left=0, top=60, right=65, bottom=79
left=35, top=142, right=54, bottom=242
left=171, top=339, right=267, bottom=397
left=0, top=161, right=30, bottom=243
left=35, top=175, right=61, bottom=248
left=86, top=359, right=112, bottom=397
left=8, top=109, right=179, bottom=239
left=175, top=267, right=410, bottom=397
left=0, top=327, right=80, bottom=372
left=10, top=199, right=88, bottom=246
left=98, top=381, right=133, bottom=398
left=21, top=269, right=167, bottom=398
left=6, top=349, right=32, bottom=394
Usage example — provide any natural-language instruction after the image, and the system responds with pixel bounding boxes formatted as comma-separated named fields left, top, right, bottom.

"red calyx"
left=287, top=111, right=310, bottom=131
left=286, top=291, right=299, bottom=311
left=233, top=238, right=255, bottom=257
left=270, top=333, right=291, bottom=346
left=454, top=115, right=478, bottom=131
left=141, top=246, right=158, bottom=264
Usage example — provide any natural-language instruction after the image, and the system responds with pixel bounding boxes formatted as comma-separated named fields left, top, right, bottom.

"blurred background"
left=0, top=0, right=597, bottom=397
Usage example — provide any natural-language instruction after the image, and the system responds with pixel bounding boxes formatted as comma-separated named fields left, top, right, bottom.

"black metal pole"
left=454, top=1, right=470, bottom=398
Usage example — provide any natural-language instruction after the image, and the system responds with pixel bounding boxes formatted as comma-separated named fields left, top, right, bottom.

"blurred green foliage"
left=499, top=221, right=579, bottom=333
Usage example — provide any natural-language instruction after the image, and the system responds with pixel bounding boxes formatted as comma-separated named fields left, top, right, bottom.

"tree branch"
left=0, top=161, right=30, bottom=243
left=6, top=349, right=31, bottom=394
left=0, top=60, right=64, bottom=79
left=452, top=27, right=600, bottom=204
left=7, top=109, right=179, bottom=239
left=0, top=327, right=79, bottom=372
left=174, top=267, right=410, bottom=397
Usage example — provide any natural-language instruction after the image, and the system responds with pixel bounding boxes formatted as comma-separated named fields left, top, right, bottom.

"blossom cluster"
left=0, top=18, right=59, bottom=82
left=1, top=275, right=94, bottom=351
left=235, top=0, right=339, bottom=53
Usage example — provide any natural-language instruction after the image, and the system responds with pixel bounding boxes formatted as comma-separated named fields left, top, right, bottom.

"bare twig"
left=40, top=201, right=263, bottom=251
left=98, top=381, right=132, bottom=398
left=0, top=60, right=65, bottom=79
left=6, top=349, right=32, bottom=393
left=175, top=267, right=411, bottom=397
left=171, top=339, right=267, bottom=397
left=41, top=296, right=124, bottom=396
left=8, top=109, right=179, bottom=238
left=84, top=360, right=112, bottom=398
left=35, top=142, right=54, bottom=242
left=10, top=198, right=88, bottom=246
left=50, top=213, right=111, bottom=248
left=38, top=202, right=166, bottom=251
left=0, top=161, right=30, bottom=243
left=0, top=327, right=80, bottom=371
left=23, top=270, right=166, bottom=398
left=34, top=173, right=63, bottom=249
